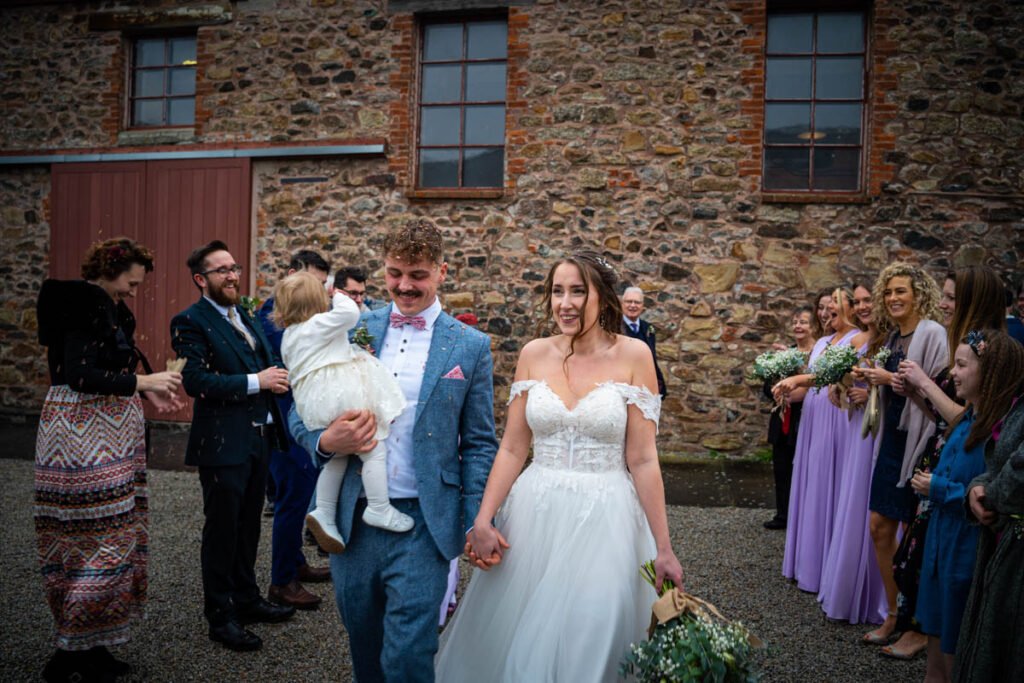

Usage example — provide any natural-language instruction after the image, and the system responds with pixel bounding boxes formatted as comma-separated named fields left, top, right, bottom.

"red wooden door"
left=48, top=158, right=252, bottom=422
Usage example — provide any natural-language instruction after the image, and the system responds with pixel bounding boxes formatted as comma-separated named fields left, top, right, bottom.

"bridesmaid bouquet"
left=748, top=348, right=808, bottom=385
left=621, top=561, right=762, bottom=683
left=812, top=343, right=860, bottom=390
left=859, top=347, right=891, bottom=438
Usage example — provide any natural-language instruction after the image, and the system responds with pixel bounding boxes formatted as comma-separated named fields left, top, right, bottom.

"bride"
left=435, top=251, right=684, bottom=682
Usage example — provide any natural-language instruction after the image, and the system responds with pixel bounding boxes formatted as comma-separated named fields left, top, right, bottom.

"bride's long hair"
left=538, top=251, right=622, bottom=364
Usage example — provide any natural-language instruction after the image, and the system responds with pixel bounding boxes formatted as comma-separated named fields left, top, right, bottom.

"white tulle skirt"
left=435, top=463, right=657, bottom=683
left=291, top=354, right=405, bottom=439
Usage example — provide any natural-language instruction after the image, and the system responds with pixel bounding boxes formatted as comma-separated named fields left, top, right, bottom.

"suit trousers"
left=198, top=429, right=269, bottom=623
left=331, top=498, right=449, bottom=683
left=269, top=440, right=318, bottom=586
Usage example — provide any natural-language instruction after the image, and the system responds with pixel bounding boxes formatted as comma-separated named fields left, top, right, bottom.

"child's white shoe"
left=362, top=506, right=414, bottom=533
left=305, top=509, right=346, bottom=554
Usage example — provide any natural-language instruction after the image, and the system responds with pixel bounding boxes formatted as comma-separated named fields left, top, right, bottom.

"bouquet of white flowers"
left=748, top=348, right=808, bottom=385
left=812, top=343, right=860, bottom=389
left=621, top=561, right=763, bottom=683
left=860, top=347, right=891, bottom=438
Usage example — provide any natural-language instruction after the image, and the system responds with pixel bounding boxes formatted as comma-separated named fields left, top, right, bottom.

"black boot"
left=88, top=646, right=131, bottom=678
left=42, top=648, right=108, bottom=683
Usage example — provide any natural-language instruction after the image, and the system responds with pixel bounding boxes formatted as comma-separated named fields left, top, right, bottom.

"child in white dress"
left=273, top=272, right=410, bottom=553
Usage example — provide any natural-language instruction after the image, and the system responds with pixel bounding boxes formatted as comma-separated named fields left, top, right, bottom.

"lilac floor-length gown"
left=817, top=343, right=889, bottom=624
left=782, top=328, right=859, bottom=592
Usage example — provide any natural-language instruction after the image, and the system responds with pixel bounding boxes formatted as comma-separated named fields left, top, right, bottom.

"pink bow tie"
left=390, top=312, right=426, bottom=330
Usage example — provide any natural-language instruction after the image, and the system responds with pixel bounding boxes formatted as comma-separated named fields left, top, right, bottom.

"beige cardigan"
left=872, top=318, right=949, bottom=486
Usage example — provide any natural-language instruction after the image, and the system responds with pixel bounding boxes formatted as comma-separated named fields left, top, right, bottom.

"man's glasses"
left=202, top=265, right=243, bottom=277
left=342, top=289, right=366, bottom=300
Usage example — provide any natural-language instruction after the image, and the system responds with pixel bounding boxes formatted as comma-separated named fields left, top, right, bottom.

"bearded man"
left=171, top=240, right=295, bottom=652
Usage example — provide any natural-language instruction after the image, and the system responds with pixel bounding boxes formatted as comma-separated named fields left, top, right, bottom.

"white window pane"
left=817, top=13, right=864, bottom=53
left=422, top=64, right=462, bottom=103
left=467, top=21, right=507, bottom=59
left=170, top=37, right=197, bottom=64
left=136, top=39, right=165, bottom=66
left=766, top=58, right=811, bottom=99
left=816, top=57, right=863, bottom=99
left=420, top=106, right=461, bottom=145
left=464, top=105, right=505, bottom=145
left=463, top=148, right=503, bottom=187
left=133, top=100, right=164, bottom=126
left=134, top=70, right=164, bottom=97
left=420, top=149, right=459, bottom=187
left=169, top=68, right=195, bottom=96
left=423, top=23, right=462, bottom=61
left=168, top=98, right=195, bottom=126
left=767, top=14, right=813, bottom=53
left=466, top=63, right=506, bottom=102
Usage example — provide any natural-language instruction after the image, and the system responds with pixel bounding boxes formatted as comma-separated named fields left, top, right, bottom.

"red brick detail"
left=866, top=7, right=900, bottom=196
left=732, top=0, right=766, bottom=189
left=194, top=27, right=215, bottom=137
left=100, top=34, right=125, bottom=144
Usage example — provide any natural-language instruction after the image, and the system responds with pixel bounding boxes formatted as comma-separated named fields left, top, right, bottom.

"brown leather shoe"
left=297, top=563, right=332, bottom=583
left=268, top=581, right=321, bottom=610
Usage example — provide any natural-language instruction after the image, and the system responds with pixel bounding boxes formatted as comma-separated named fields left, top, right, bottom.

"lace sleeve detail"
left=613, top=382, right=661, bottom=431
left=508, top=380, right=540, bottom=405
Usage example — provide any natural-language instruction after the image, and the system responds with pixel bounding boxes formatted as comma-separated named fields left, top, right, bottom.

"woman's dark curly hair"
left=81, top=237, right=154, bottom=280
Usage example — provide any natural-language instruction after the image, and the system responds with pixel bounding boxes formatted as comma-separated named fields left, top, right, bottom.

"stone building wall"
left=1, top=0, right=1021, bottom=455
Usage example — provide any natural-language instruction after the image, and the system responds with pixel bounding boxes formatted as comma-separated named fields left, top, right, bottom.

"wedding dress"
left=435, top=379, right=660, bottom=682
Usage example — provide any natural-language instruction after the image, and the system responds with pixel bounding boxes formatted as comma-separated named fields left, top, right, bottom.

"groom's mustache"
left=392, top=289, right=421, bottom=297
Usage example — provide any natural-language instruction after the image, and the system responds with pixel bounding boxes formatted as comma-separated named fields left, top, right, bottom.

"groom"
left=289, top=220, right=498, bottom=682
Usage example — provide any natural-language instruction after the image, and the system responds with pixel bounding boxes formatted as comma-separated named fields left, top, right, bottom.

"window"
left=763, top=11, right=866, bottom=192
left=417, top=18, right=507, bottom=189
left=130, top=36, right=197, bottom=128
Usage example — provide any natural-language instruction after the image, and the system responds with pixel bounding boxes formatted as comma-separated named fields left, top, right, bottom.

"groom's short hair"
left=382, top=219, right=444, bottom=265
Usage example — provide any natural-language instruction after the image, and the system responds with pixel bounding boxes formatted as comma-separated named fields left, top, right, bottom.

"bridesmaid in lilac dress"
left=776, top=289, right=860, bottom=592
left=817, top=284, right=889, bottom=623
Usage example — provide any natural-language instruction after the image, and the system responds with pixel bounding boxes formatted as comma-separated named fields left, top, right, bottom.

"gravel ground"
left=0, top=458, right=922, bottom=682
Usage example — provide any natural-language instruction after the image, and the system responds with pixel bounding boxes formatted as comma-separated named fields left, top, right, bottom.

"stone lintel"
left=88, top=3, right=233, bottom=32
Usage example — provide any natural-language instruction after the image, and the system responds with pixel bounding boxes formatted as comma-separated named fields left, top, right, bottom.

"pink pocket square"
left=442, top=365, right=465, bottom=380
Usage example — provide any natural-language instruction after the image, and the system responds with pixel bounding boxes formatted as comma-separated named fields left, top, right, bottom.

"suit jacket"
left=171, top=297, right=287, bottom=466
left=623, top=317, right=667, bottom=397
left=290, top=304, right=498, bottom=560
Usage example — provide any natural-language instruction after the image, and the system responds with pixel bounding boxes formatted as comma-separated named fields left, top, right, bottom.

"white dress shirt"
left=376, top=297, right=442, bottom=499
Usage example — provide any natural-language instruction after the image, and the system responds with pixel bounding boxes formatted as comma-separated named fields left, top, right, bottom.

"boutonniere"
left=239, top=295, right=262, bottom=317
left=352, top=325, right=375, bottom=351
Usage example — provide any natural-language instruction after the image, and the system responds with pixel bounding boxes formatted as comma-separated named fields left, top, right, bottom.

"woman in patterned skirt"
left=35, top=238, right=183, bottom=682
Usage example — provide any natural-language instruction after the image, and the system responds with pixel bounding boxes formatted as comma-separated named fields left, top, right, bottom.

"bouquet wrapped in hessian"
left=859, top=347, right=891, bottom=438
left=621, top=561, right=763, bottom=683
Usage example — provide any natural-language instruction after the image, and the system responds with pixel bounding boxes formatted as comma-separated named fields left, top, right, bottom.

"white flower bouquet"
left=812, top=343, right=860, bottom=389
left=748, top=348, right=808, bottom=385
left=621, top=561, right=763, bottom=683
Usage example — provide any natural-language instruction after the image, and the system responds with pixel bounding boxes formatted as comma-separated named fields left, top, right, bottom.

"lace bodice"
left=508, top=380, right=660, bottom=473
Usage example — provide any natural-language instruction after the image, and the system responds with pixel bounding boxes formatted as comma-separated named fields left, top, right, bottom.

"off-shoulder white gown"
left=435, top=379, right=661, bottom=682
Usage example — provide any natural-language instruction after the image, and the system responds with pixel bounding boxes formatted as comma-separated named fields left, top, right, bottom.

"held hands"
left=257, top=366, right=290, bottom=394
left=465, top=523, right=510, bottom=571
left=852, top=366, right=891, bottom=388
left=147, top=389, right=185, bottom=414
left=320, top=409, right=378, bottom=455
left=968, top=485, right=996, bottom=526
left=910, top=469, right=932, bottom=497
left=897, top=360, right=928, bottom=393
left=772, top=376, right=800, bottom=402
left=847, top=386, right=869, bottom=407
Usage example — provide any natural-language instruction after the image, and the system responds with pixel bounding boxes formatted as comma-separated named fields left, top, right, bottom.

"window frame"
left=126, top=33, right=198, bottom=130
left=412, top=13, right=509, bottom=195
left=761, top=8, right=869, bottom=197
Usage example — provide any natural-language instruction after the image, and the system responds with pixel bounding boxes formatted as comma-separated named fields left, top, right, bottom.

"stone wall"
left=1, top=0, right=1022, bottom=454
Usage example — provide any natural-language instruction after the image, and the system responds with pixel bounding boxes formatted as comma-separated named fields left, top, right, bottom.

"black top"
left=37, top=279, right=140, bottom=396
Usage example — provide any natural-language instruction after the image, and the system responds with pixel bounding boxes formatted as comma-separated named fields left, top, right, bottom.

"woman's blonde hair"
left=871, top=262, right=941, bottom=328
left=272, top=271, right=329, bottom=328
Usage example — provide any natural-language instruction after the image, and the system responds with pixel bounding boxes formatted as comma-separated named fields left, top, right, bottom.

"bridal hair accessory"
left=965, top=330, right=987, bottom=357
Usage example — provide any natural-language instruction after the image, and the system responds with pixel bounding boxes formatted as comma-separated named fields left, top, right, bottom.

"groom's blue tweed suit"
left=290, top=303, right=497, bottom=682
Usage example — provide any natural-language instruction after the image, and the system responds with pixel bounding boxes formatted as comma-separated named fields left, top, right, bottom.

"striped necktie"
left=227, top=307, right=256, bottom=349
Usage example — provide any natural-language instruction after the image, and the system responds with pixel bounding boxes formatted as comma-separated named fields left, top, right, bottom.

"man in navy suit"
left=621, top=286, right=667, bottom=397
left=256, top=249, right=333, bottom=611
left=171, top=241, right=296, bottom=651
left=290, top=221, right=498, bottom=683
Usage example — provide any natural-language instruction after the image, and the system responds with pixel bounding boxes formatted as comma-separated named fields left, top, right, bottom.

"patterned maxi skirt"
left=34, top=385, right=148, bottom=650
